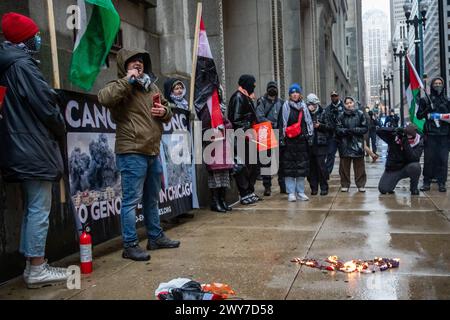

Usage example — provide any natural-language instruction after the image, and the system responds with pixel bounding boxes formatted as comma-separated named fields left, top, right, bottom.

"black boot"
left=438, top=183, right=447, bottom=193
left=211, top=189, right=226, bottom=213
left=264, top=186, right=271, bottom=196
left=122, top=245, right=150, bottom=261
left=420, top=183, right=431, bottom=192
left=219, top=188, right=232, bottom=212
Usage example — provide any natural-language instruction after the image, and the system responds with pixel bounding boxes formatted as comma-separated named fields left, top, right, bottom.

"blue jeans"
left=285, top=177, right=305, bottom=194
left=116, top=154, right=164, bottom=248
left=20, top=181, right=52, bottom=257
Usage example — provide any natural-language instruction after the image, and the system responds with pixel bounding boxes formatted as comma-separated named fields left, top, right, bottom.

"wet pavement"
left=1, top=142, right=450, bottom=300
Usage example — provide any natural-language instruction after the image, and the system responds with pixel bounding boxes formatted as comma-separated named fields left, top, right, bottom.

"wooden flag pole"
left=189, top=2, right=202, bottom=117
left=47, top=0, right=66, bottom=204
left=47, top=0, right=61, bottom=89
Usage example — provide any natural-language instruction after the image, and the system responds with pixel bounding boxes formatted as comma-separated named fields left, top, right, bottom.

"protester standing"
left=336, top=97, right=368, bottom=192
left=281, top=84, right=313, bottom=202
left=417, top=77, right=450, bottom=192
left=256, top=81, right=285, bottom=196
left=163, top=78, right=189, bottom=111
left=228, top=75, right=260, bottom=205
left=305, top=94, right=332, bottom=196
left=325, top=91, right=344, bottom=175
left=98, top=48, right=180, bottom=262
left=0, top=13, right=69, bottom=288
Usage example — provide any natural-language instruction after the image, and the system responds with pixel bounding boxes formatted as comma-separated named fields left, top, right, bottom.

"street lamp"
left=380, top=83, right=388, bottom=115
left=383, top=70, right=394, bottom=114
left=403, top=0, right=429, bottom=76
left=393, top=39, right=409, bottom=127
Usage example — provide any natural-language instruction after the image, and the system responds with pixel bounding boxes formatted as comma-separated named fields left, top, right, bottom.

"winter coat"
left=256, top=95, right=283, bottom=129
left=0, top=43, right=66, bottom=182
left=324, top=100, right=344, bottom=138
left=417, top=78, right=450, bottom=136
left=281, top=107, right=310, bottom=178
left=227, top=91, right=257, bottom=131
left=377, top=127, right=424, bottom=172
left=336, top=109, right=368, bottom=158
left=196, top=99, right=234, bottom=172
left=310, top=105, right=333, bottom=147
left=98, top=48, right=172, bottom=156
left=384, top=115, right=400, bottom=128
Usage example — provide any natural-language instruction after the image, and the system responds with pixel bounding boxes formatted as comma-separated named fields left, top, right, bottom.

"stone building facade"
left=0, top=0, right=357, bottom=283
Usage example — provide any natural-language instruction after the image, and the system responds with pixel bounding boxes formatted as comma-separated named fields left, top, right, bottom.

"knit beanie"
left=238, top=74, right=256, bottom=94
left=289, top=83, right=302, bottom=95
left=1, top=12, right=39, bottom=44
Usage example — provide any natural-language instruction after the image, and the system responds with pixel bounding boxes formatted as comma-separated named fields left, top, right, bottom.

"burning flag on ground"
left=291, top=256, right=400, bottom=274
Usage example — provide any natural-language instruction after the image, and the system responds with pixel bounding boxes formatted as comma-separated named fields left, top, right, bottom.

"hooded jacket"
left=336, top=108, right=368, bottom=158
left=0, top=42, right=66, bottom=182
left=417, top=77, right=450, bottom=136
left=377, top=127, right=424, bottom=172
left=255, top=82, right=284, bottom=128
left=98, top=48, right=172, bottom=156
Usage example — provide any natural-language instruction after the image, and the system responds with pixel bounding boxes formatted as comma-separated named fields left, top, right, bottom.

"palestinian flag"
left=69, top=0, right=120, bottom=91
left=405, top=55, right=425, bottom=132
left=194, top=18, right=223, bottom=129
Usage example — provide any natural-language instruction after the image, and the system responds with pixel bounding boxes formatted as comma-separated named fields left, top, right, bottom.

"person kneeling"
left=377, top=125, right=424, bottom=196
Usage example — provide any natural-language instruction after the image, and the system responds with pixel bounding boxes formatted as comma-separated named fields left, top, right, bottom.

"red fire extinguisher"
left=80, top=225, right=93, bottom=274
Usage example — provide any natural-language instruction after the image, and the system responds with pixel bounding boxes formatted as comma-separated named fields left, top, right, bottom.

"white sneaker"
left=358, top=188, right=366, bottom=193
left=297, top=193, right=310, bottom=201
left=341, top=187, right=349, bottom=193
left=288, top=194, right=297, bottom=202
left=26, top=262, right=69, bottom=289
left=24, top=260, right=69, bottom=283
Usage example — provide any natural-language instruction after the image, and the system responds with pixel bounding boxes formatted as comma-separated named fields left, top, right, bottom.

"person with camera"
left=98, top=48, right=180, bottom=262
left=377, top=125, right=424, bottom=195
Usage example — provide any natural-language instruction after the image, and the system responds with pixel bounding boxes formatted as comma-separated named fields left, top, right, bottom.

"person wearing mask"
left=98, top=48, right=180, bottom=262
left=281, top=84, right=313, bottom=202
left=256, top=81, right=285, bottom=196
left=228, top=75, right=260, bottom=205
left=305, top=94, right=332, bottom=196
left=417, top=77, right=450, bottom=192
left=336, top=97, right=369, bottom=193
left=163, top=78, right=189, bottom=111
left=377, top=125, right=424, bottom=195
left=0, top=13, right=69, bottom=288
left=325, top=91, right=344, bottom=175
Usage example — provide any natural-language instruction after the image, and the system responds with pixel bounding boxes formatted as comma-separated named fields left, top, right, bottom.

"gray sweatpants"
left=378, top=162, right=422, bottom=194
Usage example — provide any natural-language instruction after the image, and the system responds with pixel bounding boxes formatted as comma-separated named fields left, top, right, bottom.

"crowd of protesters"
left=0, top=13, right=449, bottom=290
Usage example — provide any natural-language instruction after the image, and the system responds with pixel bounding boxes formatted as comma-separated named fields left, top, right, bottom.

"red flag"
left=194, top=18, right=223, bottom=129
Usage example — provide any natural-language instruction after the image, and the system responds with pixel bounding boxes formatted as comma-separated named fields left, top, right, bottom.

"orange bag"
left=252, top=121, right=279, bottom=152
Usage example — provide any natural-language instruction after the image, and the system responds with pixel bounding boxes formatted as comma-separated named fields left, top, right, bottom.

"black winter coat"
left=281, top=107, right=310, bottom=178
left=310, top=106, right=333, bottom=147
left=336, top=109, right=368, bottom=158
left=256, top=95, right=283, bottom=129
left=228, top=91, right=256, bottom=131
left=0, top=43, right=65, bottom=182
left=377, top=128, right=424, bottom=172
left=324, top=100, right=344, bottom=137
left=417, top=85, right=450, bottom=136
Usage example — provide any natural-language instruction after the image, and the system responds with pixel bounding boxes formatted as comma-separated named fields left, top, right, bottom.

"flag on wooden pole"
left=69, top=0, right=120, bottom=91
left=404, top=55, right=425, bottom=132
left=193, top=17, right=224, bottom=129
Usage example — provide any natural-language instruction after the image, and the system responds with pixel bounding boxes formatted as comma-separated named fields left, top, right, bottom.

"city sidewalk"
left=1, top=143, right=449, bottom=300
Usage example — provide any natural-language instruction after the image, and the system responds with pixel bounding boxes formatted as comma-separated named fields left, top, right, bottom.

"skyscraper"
left=363, top=9, right=390, bottom=106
